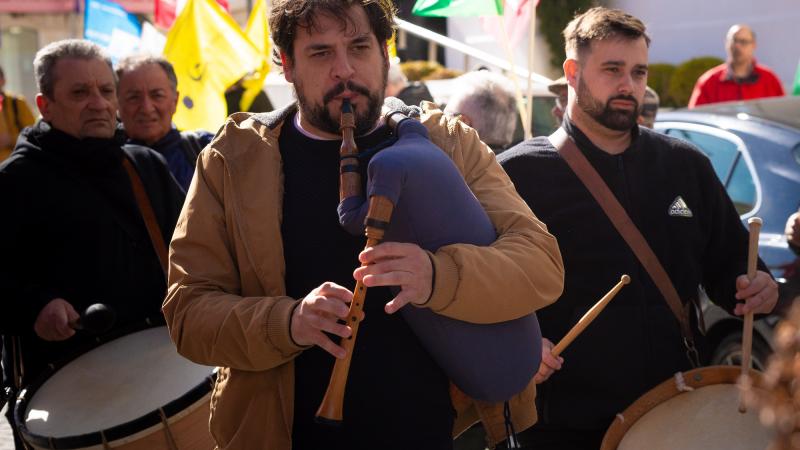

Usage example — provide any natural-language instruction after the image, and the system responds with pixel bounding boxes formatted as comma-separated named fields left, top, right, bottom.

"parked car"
left=655, top=96, right=800, bottom=369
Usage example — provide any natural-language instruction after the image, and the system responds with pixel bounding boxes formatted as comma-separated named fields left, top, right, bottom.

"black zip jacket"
left=497, top=117, right=767, bottom=431
left=0, top=120, right=185, bottom=392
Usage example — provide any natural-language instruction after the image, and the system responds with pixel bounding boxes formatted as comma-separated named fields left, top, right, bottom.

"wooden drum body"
left=15, top=325, right=216, bottom=449
left=601, top=366, right=774, bottom=450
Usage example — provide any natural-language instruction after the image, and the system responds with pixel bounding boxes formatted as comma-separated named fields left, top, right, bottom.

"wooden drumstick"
left=739, top=216, right=762, bottom=413
left=552, top=275, right=630, bottom=357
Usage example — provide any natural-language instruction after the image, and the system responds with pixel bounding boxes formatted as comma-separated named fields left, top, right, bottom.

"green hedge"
left=647, top=63, right=677, bottom=107
left=646, top=57, right=724, bottom=108
left=668, top=56, right=724, bottom=107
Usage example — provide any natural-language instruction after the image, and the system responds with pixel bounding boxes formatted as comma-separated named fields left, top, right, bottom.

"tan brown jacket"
left=163, top=103, right=564, bottom=449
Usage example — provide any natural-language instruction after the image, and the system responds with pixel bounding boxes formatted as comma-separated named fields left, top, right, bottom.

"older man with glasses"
left=688, top=24, right=784, bottom=108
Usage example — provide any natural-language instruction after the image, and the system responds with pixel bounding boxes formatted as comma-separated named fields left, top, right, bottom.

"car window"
left=664, top=128, right=756, bottom=215
left=664, top=129, right=738, bottom=181
left=726, top=159, right=756, bottom=214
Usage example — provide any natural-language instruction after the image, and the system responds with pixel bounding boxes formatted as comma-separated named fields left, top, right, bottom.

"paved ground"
left=0, top=403, right=14, bottom=450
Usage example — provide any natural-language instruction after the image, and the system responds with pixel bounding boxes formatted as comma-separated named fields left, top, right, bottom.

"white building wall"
left=0, top=0, right=256, bottom=106
left=611, top=0, right=800, bottom=91
left=1, top=14, right=82, bottom=105
left=443, top=16, right=559, bottom=81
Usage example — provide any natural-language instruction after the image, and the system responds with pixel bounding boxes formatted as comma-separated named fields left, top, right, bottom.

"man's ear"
left=564, top=59, right=579, bottom=89
left=35, top=94, right=50, bottom=121
left=281, top=51, right=294, bottom=83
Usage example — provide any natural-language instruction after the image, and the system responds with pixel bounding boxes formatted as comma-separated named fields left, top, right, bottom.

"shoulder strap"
left=122, top=157, right=168, bottom=277
left=179, top=131, right=203, bottom=166
left=549, top=128, right=698, bottom=364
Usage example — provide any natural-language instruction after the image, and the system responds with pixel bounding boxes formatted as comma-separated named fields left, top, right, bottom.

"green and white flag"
left=793, top=59, right=799, bottom=96
left=412, top=0, right=503, bottom=17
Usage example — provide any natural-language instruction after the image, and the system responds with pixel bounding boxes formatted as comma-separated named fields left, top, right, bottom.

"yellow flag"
left=163, top=0, right=266, bottom=132
left=241, top=0, right=270, bottom=112
left=388, top=32, right=398, bottom=61
left=244, top=0, right=269, bottom=56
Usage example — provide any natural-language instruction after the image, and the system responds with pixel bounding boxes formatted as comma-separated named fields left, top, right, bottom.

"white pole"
left=498, top=16, right=531, bottom=140
left=525, top=0, right=536, bottom=140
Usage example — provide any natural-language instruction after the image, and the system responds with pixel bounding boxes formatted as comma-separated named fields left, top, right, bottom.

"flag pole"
left=525, top=0, right=536, bottom=140
left=498, top=16, right=531, bottom=140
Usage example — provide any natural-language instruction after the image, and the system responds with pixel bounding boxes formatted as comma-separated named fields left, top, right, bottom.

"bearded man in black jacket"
left=498, top=7, right=778, bottom=450
left=0, top=39, right=184, bottom=449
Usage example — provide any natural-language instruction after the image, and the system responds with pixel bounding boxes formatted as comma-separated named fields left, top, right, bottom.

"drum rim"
left=13, top=318, right=216, bottom=448
left=599, top=365, right=762, bottom=450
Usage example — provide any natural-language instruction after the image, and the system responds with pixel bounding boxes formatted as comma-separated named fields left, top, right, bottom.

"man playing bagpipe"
left=161, top=1, right=565, bottom=449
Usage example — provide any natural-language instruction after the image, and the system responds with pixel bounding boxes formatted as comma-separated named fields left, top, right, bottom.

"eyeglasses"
left=731, top=38, right=754, bottom=46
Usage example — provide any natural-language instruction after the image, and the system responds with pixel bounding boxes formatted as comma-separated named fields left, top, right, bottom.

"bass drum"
left=15, top=322, right=216, bottom=449
left=601, top=365, right=774, bottom=450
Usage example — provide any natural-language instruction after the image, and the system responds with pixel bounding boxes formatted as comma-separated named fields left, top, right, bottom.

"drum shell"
left=601, top=365, right=774, bottom=450
left=14, top=322, right=216, bottom=449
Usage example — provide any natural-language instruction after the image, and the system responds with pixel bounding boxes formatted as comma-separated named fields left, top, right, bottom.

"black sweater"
left=498, top=118, right=765, bottom=430
left=279, top=114, right=453, bottom=450
left=0, top=121, right=185, bottom=388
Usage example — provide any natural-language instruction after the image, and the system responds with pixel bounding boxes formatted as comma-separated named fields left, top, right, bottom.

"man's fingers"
left=739, top=292, right=778, bottom=315
left=308, top=295, right=350, bottom=319
left=57, top=324, right=76, bottom=340
left=354, top=255, right=415, bottom=282
left=310, top=332, right=347, bottom=359
left=307, top=312, right=353, bottom=338
left=361, top=270, right=411, bottom=289
left=316, top=282, right=354, bottom=301
left=541, top=353, right=564, bottom=371
left=359, top=242, right=409, bottom=264
left=534, top=360, right=560, bottom=384
left=386, top=289, right=425, bottom=314
left=534, top=370, right=550, bottom=384
left=734, top=271, right=778, bottom=316
left=535, top=337, right=563, bottom=384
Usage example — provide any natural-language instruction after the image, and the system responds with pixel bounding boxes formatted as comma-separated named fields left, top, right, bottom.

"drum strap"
left=549, top=128, right=700, bottom=367
left=122, top=157, right=169, bottom=277
left=100, top=431, right=111, bottom=450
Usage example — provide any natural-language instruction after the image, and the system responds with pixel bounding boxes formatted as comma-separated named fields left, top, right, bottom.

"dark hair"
left=563, top=7, right=650, bottom=59
left=116, top=55, right=178, bottom=93
left=269, top=0, right=396, bottom=67
left=34, top=39, right=114, bottom=99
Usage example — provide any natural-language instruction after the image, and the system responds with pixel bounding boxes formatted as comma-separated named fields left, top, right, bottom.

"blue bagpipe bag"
left=337, top=109, right=542, bottom=402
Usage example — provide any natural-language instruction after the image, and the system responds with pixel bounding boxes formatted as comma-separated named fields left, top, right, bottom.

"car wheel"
left=710, top=332, right=771, bottom=371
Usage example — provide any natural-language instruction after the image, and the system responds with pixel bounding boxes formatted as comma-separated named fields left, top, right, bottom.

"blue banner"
left=84, top=0, right=142, bottom=61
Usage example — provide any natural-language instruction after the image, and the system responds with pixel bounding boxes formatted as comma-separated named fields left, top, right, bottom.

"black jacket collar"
left=562, top=113, right=641, bottom=159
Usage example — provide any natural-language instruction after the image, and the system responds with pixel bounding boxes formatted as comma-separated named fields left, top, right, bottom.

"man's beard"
left=294, top=75, right=387, bottom=136
left=576, top=77, right=640, bottom=131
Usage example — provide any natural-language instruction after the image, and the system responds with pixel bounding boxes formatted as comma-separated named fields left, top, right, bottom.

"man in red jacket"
left=688, top=24, right=784, bottom=108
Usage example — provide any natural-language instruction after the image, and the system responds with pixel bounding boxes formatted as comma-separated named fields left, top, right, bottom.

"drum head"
left=603, top=366, right=774, bottom=450
left=20, top=326, right=212, bottom=439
